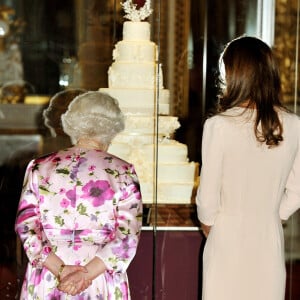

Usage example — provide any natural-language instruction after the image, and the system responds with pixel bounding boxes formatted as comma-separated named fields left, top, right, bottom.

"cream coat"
left=197, top=107, right=300, bottom=300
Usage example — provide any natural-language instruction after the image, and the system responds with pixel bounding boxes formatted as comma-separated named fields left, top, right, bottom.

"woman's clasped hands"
left=57, top=265, right=92, bottom=296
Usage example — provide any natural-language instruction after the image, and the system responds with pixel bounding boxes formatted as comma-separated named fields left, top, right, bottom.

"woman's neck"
left=237, top=101, right=256, bottom=109
left=76, top=138, right=108, bottom=151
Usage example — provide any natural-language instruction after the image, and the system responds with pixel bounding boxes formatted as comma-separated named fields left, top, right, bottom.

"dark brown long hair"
left=218, top=36, right=286, bottom=147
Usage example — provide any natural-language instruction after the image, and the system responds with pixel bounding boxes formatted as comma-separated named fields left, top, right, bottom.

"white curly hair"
left=61, top=91, right=125, bottom=145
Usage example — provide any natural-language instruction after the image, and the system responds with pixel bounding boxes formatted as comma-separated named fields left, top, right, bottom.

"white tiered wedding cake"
left=100, top=0, right=198, bottom=203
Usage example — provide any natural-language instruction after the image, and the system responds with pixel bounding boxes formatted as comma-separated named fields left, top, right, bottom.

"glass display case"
left=0, top=0, right=299, bottom=299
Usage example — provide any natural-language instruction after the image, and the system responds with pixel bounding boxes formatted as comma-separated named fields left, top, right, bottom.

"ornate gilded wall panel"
left=152, top=0, right=191, bottom=117
left=274, top=0, right=299, bottom=106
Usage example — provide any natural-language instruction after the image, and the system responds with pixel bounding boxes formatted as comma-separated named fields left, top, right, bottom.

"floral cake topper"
left=121, top=0, right=153, bottom=22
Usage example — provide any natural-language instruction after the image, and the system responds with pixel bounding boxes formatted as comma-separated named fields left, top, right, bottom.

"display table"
left=128, top=204, right=204, bottom=300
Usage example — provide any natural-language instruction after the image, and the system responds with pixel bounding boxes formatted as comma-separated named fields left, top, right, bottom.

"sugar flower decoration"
left=121, top=0, right=153, bottom=22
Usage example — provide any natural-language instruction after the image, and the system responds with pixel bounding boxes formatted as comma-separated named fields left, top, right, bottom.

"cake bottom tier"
left=141, top=181, right=198, bottom=204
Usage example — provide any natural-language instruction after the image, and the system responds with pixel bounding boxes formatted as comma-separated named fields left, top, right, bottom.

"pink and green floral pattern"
left=15, top=147, right=143, bottom=300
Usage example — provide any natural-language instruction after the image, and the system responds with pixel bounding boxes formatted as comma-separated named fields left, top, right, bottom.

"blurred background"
left=0, top=0, right=299, bottom=299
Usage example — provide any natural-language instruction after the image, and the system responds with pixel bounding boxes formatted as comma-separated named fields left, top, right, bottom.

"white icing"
left=123, top=21, right=151, bottom=41
left=140, top=182, right=196, bottom=204
left=141, top=140, right=188, bottom=163
left=108, top=137, right=198, bottom=204
left=113, top=41, right=157, bottom=62
left=108, top=139, right=196, bottom=202
left=135, top=162, right=195, bottom=183
left=100, top=88, right=170, bottom=115
left=100, top=20, right=198, bottom=204
left=110, top=140, right=187, bottom=163
left=111, top=134, right=154, bottom=146
left=108, top=63, right=163, bottom=89
left=124, top=115, right=179, bottom=135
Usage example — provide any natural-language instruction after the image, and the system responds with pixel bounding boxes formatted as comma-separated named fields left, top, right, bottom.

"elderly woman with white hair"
left=15, top=91, right=143, bottom=299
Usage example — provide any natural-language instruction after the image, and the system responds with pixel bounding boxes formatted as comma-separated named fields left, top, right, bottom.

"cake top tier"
left=123, top=21, right=151, bottom=41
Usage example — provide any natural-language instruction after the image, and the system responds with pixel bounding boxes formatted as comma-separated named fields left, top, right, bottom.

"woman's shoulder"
left=100, top=151, right=139, bottom=181
left=32, top=151, right=59, bottom=164
left=202, top=115, right=229, bottom=139
left=279, top=108, right=300, bottom=126
left=105, top=151, right=133, bottom=166
left=82, top=148, right=136, bottom=170
left=204, top=108, right=244, bottom=127
left=66, top=147, right=135, bottom=168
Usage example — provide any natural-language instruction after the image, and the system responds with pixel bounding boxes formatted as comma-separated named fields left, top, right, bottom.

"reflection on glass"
left=0, top=0, right=299, bottom=299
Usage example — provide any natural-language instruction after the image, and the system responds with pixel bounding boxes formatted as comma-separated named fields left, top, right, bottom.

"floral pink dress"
left=15, top=147, right=143, bottom=300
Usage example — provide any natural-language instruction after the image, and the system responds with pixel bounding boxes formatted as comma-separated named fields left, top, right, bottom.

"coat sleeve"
left=95, top=166, right=143, bottom=273
left=15, top=160, right=52, bottom=268
left=196, top=118, right=223, bottom=226
left=280, top=118, right=300, bottom=220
